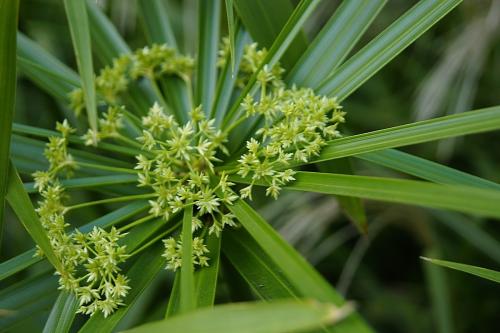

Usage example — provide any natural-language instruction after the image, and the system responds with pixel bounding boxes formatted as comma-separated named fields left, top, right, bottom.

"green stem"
left=76, top=161, right=138, bottom=174
left=118, top=214, right=156, bottom=232
left=129, top=220, right=182, bottom=257
left=65, top=193, right=155, bottom=211
left=115, top=134, right=144, bottom=149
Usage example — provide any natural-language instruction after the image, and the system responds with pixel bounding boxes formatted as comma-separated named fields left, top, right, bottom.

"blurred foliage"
left=4, top=0, right=500, bottom=332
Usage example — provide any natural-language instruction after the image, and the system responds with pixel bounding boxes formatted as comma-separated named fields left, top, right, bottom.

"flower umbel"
left=33, top=40, right=345, bottom=317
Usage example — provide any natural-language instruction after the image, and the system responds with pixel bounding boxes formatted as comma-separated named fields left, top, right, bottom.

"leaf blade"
left=0, top=0, right=19, bottom=246
left=124, top=300, right=349, bottom=333
left=421, top=257, right=500, bottom=284
left=288, top=0, right=386, bottom=87
left=317, top=0, right=462, bottom=100
left=63, top=0, right=97, bottom=132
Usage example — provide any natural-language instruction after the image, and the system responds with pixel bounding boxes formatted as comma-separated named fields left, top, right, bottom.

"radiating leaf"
left=194, top=233, right=221, bottom=308
left=222, top=198, right=373, bottom=332
left=63, top=0, right=97, bottom=133
left=125, top=300, right=351, bottom=333
left=317, top=0, right=462, bottom=100
left=137, top=0, right=177, bottom=47
left=312, top=106, right=500, bottom=165
left=17, top=33, right=79, bottom=101
left=224, top=0, right=236, bottom=72
left=0, top=0, right=19, bottom=246
left=180, top=205, right=195, bottom=313
left=223, top=228, right=299, bottom=299
left=421, top=257, right=500, bottom=284
left=358, top=149, right=500, bottom=190
left=5, top=163, right=61, bottom=271
left=288, top=0, right=386, bottom=87
left=42, top=291, right=78, bottom=333
left=234, top=172, right=500, bottom=218
left=196, top=0, right=220, bottom=113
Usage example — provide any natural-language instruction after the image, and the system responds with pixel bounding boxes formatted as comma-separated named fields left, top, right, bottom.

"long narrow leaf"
left=63, top=0, right=97, bottom=133
left=17, top=33, right=79, bottom=101
left=288, top=0, right=386, bottom=87
left=317, top=0, right=462, bottom=100
left=42, top=291, right=78, bottom=333
left=222, top=198, right=373, bottom=332
left=194, top=234, right=221, bottom=308
left=137, top=0, right=177, bottom=47
left=180, top=205, right=195, bottom=313
left=312, top=106, right=500, bottom=165
left=0, top=0, right=19, bottom=246
left=232, top=172, right=500, bottom=219
left=5, top=163, right=61, bottom=270
left=125, top=300, right=350, bottom=333
left=196, top=0, right=220, bottom=113
left=358, top=149, right=500, bottom=190
left=421, top=257, right=500, bottom=284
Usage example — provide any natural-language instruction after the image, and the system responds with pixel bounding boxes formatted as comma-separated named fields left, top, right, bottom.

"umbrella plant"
left=1, top=0, right=500, bottom=332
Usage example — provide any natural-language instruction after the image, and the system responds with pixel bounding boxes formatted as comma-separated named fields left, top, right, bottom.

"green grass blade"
left=79, top=244, right=165, bottom=332
left=13, top=122, right=142, bottom=157
left=288, top=0, right=386, bottom=87
left=17, top=33, right=79, bottom=101
left=124, top=300, right=349, bottom=333
left=317, top=0, right=462, bottom=100
left=234, top=172, right=500, bottom=219
left=24, top=175, right=137, bottom=194
left=225, top=0, right=236, bottom=72
left=222, top=198, right=373, bottom=333
left=421, top=257, right=500, bottom=284
left=5, top=162, right=61, bottom=271
left=422, top=249, right=453, bottom=333
left=180, top=205, right=195, bottom=313
left=211, top=27, right=248, bottom=126
left=42, top=291, right=78, bottom=333
left=137, top=0, right=177, bottom=47
left=196, top=0, right=220, bottom=113
left=0, top=0, right=19, bottom=247
left=0, top=249, right=38, bottom=281
left=63, top=0, right=98, bottom=133
left=234, top=0, right=307, bottom=69
left=85, top=0, right=129, bottom=63
left=358, top=149, right=500, bottom=190
left=312, top=106, right=500, bottom=165
left=165, top=274, right=181, bottom=318
left=223, top=228, right=299, bottom=299
left=194, top=234, right=221, bottom=308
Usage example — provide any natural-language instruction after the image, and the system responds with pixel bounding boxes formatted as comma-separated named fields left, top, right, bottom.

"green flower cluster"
left=33, top=122, right=130, bottom=317
left=69, top=43, right=194, bottom=117
left=162, top=237, right=210, bottom=271
left=136, top=103, right=238, bottom=239
left=33, top=39, right=345, bottom=317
